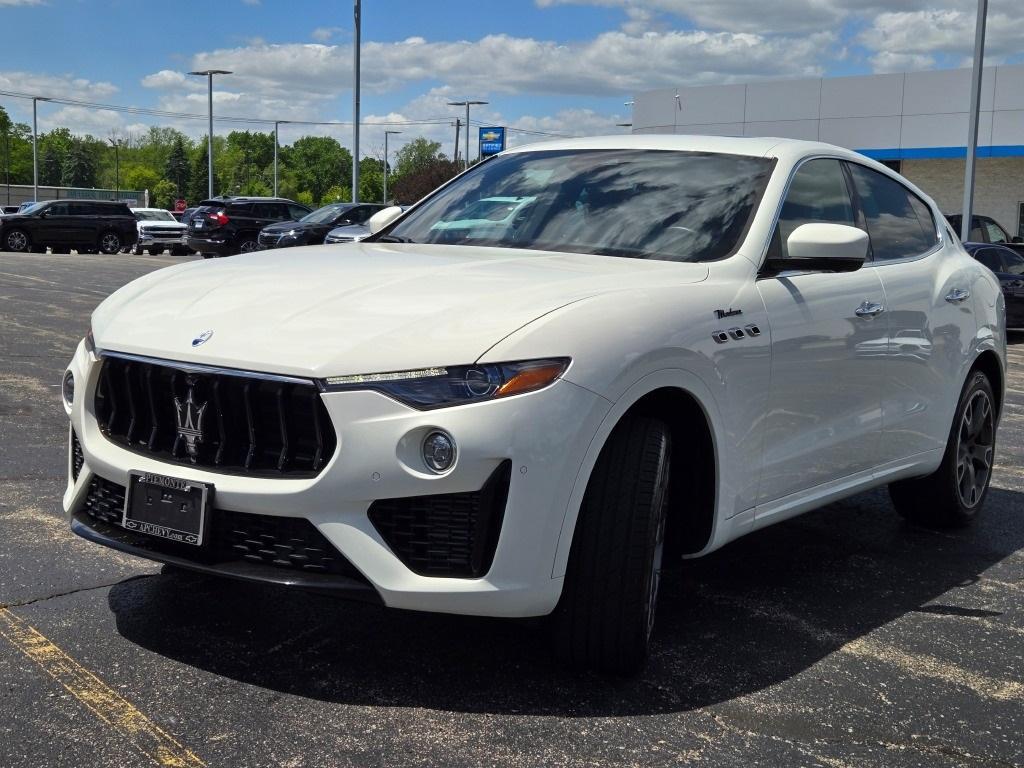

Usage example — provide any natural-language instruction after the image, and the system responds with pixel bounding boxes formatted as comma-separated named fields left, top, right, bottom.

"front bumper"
left=138, top=233, right=187, bottom=247
left=63, top=342, right=612, bottom=617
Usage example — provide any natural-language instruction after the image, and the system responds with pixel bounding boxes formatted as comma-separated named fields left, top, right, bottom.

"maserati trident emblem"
left=174, top=379, right=208, bottom=462
left=192, top=330, right=213, bottom=347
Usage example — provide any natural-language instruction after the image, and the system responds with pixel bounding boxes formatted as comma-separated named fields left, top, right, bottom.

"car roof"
left=131, top=207, right=173, bottom=213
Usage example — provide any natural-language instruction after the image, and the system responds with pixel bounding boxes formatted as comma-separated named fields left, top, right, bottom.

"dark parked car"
left=0, top=199, right=138, bottom=254
left=257, top=202, right=386, bottom=250
left=964, top=241, right=1024, bottom=329
left=946, top=214, right=1024, bottom=256
left=185, top=196, right=311, bottom=257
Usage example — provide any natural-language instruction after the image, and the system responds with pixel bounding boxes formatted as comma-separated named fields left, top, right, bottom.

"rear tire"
left=550, top=415, right=672, bottom=674
left=889, top=370, right=996, bottom=527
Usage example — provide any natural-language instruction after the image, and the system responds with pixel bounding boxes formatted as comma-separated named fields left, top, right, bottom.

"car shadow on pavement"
left=107, top=484, right=1024, bottom=716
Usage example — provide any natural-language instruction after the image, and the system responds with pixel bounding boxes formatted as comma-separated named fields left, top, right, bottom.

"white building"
left=630, top=65, right=1024, bottom=237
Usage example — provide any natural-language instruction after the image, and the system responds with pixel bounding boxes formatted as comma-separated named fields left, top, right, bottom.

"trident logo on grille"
left=174, top=378, right=208, bottom=462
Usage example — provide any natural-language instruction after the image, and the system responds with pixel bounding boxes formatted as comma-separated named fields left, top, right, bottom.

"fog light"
left=422, top=430, right=456, bottom=473
left=62, top=370, right=75, bottom=406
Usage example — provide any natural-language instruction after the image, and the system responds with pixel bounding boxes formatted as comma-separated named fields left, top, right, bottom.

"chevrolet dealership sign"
left=479, top=127, right=506, bottom=157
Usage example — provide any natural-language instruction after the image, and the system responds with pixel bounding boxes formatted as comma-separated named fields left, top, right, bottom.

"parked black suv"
left=186, top=196, right=312, bottom=257
left=0, top=199, right=138, bottom=254
left=257, top=202, right=386, bottom=250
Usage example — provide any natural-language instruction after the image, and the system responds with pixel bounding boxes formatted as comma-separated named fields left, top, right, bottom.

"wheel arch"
left=970, top=349, right=1004, bottom=418
left=551, top=370, right=722, bottom=579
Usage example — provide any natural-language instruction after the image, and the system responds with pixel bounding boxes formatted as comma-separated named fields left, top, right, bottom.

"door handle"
left=855, top=301, right=885, bottom=318
left=945, top=288, right=971, bottom=303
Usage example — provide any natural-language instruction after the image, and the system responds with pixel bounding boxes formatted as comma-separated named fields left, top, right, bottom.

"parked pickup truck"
left=131, top=208, right=190, bottom=255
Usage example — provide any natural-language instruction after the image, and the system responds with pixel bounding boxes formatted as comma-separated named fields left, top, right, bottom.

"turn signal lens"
left=496, top=362, right=569, bottom=397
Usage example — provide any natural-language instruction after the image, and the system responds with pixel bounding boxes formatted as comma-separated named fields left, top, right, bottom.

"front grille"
left=143, top=227, right=184, bottom=238
left=258, top=233, right=281, bottom=246
left=81, top=476, right=363, bottom=578
left=95, top=355, right=336, bottom=477
left=368, top=461, right=511, bottom=578
left=71, top=429, right=84, bottom=480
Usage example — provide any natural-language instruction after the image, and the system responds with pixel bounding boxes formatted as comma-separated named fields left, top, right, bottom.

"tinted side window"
left=1001, top=249, right=1024, bottom=276
left=771, top=158, right=854, bottom=259
left=68, top=202, right=96, bottom=216
left=848, top=164, right=937, bottom=261
left=47, top=203, right=70, bottom=216
left=974, top=248, right=1002, bottom=272
left=288, top=204, right=309, bottom=220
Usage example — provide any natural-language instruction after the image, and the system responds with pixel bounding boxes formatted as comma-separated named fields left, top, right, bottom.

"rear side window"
left=982, top=218, right=1009, bottom=244
left=849, top=164, right=937, bottom=261
left=1001, top=248, right=1024, bottom=275
left=254, top=202, right=289, bottom=220
left=288, top=204, right=310, bottom=220
left=770, top=158, right=855, bottom=259
left=68, top=202, right=95, bottom=215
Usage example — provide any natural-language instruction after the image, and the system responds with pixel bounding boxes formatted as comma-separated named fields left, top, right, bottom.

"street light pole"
left=273, top=120, right=290, bottom=197
left=188, top=69, right=233, bottom=199
left=961, top=0, right=988, bottom=242
left=352, top=0, right=361, bottom=203
left=4, top=123, right=9, bottom=206
left=447, top=100, right=488, bottom=171
left=31, top=96, right=51, bottom=202
left=108, top=138, right=121, bottom=201
left=383, top=130, right=401, bottom=204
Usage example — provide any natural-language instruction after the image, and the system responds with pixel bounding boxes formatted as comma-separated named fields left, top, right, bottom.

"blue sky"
left=2, top=0, right=1023, bottom=157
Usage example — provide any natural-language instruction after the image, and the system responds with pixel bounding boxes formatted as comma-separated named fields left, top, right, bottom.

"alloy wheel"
left=100, top=233, right=120, bottom=254
left=238, top=239, right=257, bottom=254
left=6, top=230, right=28, bottom=251
left=957, top=389, right=994, bottom=508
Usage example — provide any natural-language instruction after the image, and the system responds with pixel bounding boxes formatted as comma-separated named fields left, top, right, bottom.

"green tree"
left=124, top=165, right=160, bottom=194
left=164, top=135, right=191, bottom=197
left=152, top=179, right=177, bottom=209
left=390, top=157, right=460, bottom=205
left=288, top=136, right=351, bottom=205
left=392, top=138, right=445, bottom=179
left=0, top=107, right=33, bottom=186
left=40, top=146, right=63, bottom=185
left=187, top=140, right=218, bottom=202
left=62, top=141, right=97, bottom=187
left=359, top=156, right=384, bottom=203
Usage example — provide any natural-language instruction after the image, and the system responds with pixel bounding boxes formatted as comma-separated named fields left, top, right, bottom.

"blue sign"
left=479, top=126, right=506, bottom=157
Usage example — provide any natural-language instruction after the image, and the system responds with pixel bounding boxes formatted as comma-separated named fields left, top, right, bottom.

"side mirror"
left=765, top=223, right=868, bottom=274
left=1012, top=236, right=1023, bottom=244
left=368, top=205, right=403, bottom=235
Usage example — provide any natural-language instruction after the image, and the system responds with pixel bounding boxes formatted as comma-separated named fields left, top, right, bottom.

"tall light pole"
left=273, top=120, right=290, bottom=197
left=32, top=96, right=51, bottom=202
left=447, top=100, right=488, bottom=171
left=352, top=0, right=361, bottom=203
left=4, top=121, right=10, bottom=206
left=383, top=130, right=401, bottom=203
left=108, top=138, right=122, bottom=201
left=961, top=0, right=988, bottom=242
left=188, top=69, right=232, bottom=199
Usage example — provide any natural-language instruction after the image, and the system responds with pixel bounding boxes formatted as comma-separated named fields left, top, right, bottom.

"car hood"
left=139, top=220, right=185, bottom=230
left=92, top=243, right=708, bottom=378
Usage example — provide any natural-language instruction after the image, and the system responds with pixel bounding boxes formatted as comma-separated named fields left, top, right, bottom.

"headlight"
left=321, top=358, right=570, bottom=409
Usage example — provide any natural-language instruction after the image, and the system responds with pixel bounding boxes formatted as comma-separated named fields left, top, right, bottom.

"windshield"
left=21, top=202, right=45, bottom=214
left=135, top=210, right=176, bottom=222
left=384, top=149, right=775, bottom=262
left=301, top=204, right=350, bottom=225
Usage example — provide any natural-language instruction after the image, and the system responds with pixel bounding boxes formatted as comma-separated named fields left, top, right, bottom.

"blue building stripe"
left=856, top=145, right=1024, bottom=160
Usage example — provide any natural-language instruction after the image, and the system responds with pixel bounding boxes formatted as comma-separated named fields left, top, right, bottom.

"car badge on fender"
left=174, top=379, right=208, bottom=462
left=192, top=330, right=214, bottom=347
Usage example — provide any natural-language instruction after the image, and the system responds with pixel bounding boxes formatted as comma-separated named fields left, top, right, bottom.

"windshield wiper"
left=375, top=234, right=416, bottom=243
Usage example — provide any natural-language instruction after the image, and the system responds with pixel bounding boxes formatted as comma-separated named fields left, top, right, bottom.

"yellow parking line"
left=0, top=607, right=205, bottom=767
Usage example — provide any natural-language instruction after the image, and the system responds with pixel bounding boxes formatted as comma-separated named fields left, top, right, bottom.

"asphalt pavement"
left=1, top=250, right=1022, bottom=768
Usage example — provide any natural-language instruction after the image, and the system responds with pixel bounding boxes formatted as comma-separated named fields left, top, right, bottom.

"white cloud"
left=0, top=0, right=44, bottom=6
left=311, top=26, right=343, bottom=42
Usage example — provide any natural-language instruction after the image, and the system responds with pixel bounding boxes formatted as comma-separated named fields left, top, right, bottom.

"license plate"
left=193, top=220, right=203, bottom=228
left=123, top=471, right=210, bottom=546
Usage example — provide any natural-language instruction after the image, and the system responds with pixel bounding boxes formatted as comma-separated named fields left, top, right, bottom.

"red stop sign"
left=174, top=199, right=187, bottom=212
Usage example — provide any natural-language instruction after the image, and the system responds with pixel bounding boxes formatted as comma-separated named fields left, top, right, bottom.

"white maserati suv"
left=63, top=136, right=1005, bottom=673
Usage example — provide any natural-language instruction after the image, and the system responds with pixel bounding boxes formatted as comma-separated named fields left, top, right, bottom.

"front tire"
left=889, top=370, right=996, bottom=527
left=550, top=416, right=672, bottom=674
left=235, top=234, right=258, bottom=254
left=98, top=231, right=121, bottom=254
left=4, top=228, right=31, bottom=252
